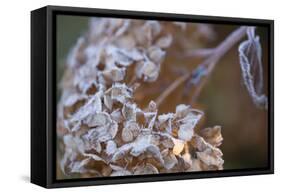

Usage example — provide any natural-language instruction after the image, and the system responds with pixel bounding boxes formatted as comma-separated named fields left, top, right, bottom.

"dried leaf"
left=239, top=27, right=268, bottom=109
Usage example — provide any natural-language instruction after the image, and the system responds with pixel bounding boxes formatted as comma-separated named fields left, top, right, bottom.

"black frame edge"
left=31, top=6, right=48, bottom=188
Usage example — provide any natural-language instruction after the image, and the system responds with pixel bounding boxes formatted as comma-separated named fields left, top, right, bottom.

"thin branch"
left=154, top=73, right=190, bottom=108
left=185, top=48, right=215, bottom=58
left=153, top=26, right=248, bottom=108
left=190, top=26, right=247, bottom=103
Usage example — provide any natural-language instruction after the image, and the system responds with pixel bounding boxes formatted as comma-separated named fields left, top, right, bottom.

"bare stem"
left=154, top=73, right=190, bottom=108
left=153, top=26, right=248, bottom=108
left=190, top=26, right=247, bottom=103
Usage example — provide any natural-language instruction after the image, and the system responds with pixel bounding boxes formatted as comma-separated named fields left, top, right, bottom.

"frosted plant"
left=57, top=18, right=227, bottom=178
left=239, top=27, right=268, bottom=109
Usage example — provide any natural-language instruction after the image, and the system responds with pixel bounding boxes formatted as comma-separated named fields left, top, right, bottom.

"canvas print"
left=56, top=15, right=269, bottom=179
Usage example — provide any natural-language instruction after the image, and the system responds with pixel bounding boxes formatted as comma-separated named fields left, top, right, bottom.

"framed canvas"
left=31, top=5, right=274, bottom=188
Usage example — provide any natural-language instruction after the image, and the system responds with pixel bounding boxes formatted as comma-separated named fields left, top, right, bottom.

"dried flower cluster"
left=57, top=18, right=223, bottom=178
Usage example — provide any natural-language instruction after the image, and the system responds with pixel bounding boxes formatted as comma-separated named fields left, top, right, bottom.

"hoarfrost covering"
left=57, top=18, right=224, bottom=177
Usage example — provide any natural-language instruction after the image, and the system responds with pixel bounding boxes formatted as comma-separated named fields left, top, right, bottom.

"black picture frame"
left=31, top=5, right=274, bottom=188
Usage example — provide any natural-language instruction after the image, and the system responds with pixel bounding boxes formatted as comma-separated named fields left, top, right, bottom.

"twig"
left=153, top=26, right=248, bottom=108
left=190, top=26, right=247, bottom=103
left=154, top=73, right=190, bottom=108
left=185, top=48, right=215, bottom=58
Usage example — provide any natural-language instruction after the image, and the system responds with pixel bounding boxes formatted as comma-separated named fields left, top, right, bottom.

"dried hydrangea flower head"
left=57, top=18, right=224, bottom=178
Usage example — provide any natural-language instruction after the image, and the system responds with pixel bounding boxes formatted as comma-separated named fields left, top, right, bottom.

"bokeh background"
left=56, top=15, right=269, bottom=172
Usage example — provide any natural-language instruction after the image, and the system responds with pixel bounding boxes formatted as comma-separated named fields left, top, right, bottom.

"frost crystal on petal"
left=57, top=17, right=224, bottom=178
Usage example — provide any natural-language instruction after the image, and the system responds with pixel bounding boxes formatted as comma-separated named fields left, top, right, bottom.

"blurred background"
left=57, top=15, right=269, bottom=172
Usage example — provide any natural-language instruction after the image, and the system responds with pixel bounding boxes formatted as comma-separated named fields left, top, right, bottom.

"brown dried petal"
left=70, top=95, right=102, bottom=124
left=63, top=93, right=87, bottom=108
left=200, top=126, right=223, bottom=147
left=162, top=150, right=178, bottom=170
left=111, top=143, right=133, bottom=162
left=155, top=34, right=173, bottom=49
left=178, top=123, right=194, bottom=141
left=122, top=121, right=140, bottom=142
left=177, top=111, right=202, bottom=141
left=110, top=109, right=123, bottom=123
left=84, top=112, right=110, bottom=127
left=106, top=46, right=143, bottom=67
left=135, top=60, right=160, bottom=82
left=122, top=103, right=137, bottom=121
left=110, top=83, right=133, bottom=104
left=134, top=163, right=159, bottom=175
left=196, top=149, right=224, bottom=167
left=172, top=139, right=185, bottom=156
left=175, top=104, right=190, bottom=119
left=148, top=46, right=166, bottom=64
left=102, top=67, right=126, bottom=82
left=158, top=113, right=174, bottom=133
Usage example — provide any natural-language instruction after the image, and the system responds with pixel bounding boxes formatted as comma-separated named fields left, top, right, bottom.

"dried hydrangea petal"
left=85, top=120, right=118, bottom=143
left=130, top=134, right=152, bottom=156
left=162, top=149, right=178, bottom=170
left=178, top=123, right=194, bottom=141
left=157, top=113, right=174, bottom=133
left=181, top=152, right=192, bottom=166
left=63, top=93, right=86, bottom=107
left=135, top=60, right=160, bottom=82
left=83, top=153, right=106, bottom=163
left=173, top=22, right=187, bottom=30
left=134, top=163, right=159, bottom=175
left=155, top=34, right=173, bottom=49
left=106, top=140, right=117, bottom=155
left=111, top=143, right=133, bottom=162
left=104, top=94, right=113, bottom=110
left=200, top=126, right=223, bottom=147
left=122, top=102, right=137, bottom=121
left=135, top=21, right=161, bottom=46
left=102, top=67, right=126, bottom=82
left=70, top=158, right=90, bottom=173
left=172, top=139, right=185, bottom=156
left=175, top=104, right=190, bottom=118
left=144, top=112, right=157, bottom=129
left=196, top=149, right=224, bottom=167
left=70, top=94, right=102, bottom=124
left=122, top=121, right=140, bottom=142
left=67, top=37, right=86, bottom=69
left=177, top=111, right=202, bottom=141
left=110, top=169, right=132, bottom=176
left=110, top=109, right=123, bottom=123
left=106, top=46, right=143, bottom=67
left=110, top=83, right=133, bottom=104
left=84, top=112, right=110, bottom=127
left=148, top=46, right=166, bottom=64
